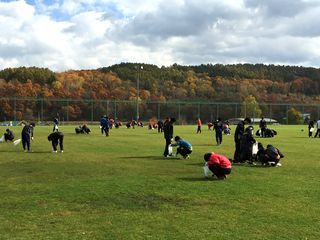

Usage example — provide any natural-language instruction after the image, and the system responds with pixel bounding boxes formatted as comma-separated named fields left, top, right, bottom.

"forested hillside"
left=0, top=63, right=319, bottom=121
left=1, top=63, right=319, bottom=102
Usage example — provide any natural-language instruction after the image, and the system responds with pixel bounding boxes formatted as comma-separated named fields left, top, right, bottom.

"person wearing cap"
left=171, top=136, right=192, bottom=159
left=163, top=117, right=176, bottom=157
left=48, top=131, right=64, bottom=153
left=233, top=117, right=251, bottom=162
left=204, top=152, right=232, bottom=180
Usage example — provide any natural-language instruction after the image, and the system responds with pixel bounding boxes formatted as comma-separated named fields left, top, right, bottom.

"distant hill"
left=0, top=63, right=320, bottom=104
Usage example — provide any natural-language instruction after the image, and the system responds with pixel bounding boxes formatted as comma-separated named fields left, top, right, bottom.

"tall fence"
left=0, top=97, right=319, bottom=124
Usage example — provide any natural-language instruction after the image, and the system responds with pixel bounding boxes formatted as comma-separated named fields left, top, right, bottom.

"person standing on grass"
left=100, top=115, right=110, bottom=136
left=213, top=117, right=223, bottom=145
left=163, top=117, right=176, bottom=157
left=204, top=152, right=232, bottom=180
left=233, top=117, right=251, bottom=162
left=259, top=117, right=267, bottom=137
left=157, top=120, right=164, bottom=133
left=48, top=131, right=64, bottom=153
left=308, top=119, right=315, bottom=138
left=196, top=117, right=202, bottom=134
left=314, top=118, right=320, bottom=138
left=53, top=117, right=59, bottom=132
left=21, top=122, right=35, bottom=152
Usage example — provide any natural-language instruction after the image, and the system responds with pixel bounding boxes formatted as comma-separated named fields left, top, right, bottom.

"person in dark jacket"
left=259, top=117, right=267, bottom=137
left=233, top=117, right=251, bottom=162
left=48, top=131, right=64, bottom=153
left=163, top=117, right=176, bottom=157
left=53, top=117, right=59, bottom=132
left=21, top=122, right=35, bottom=152
left=308, top=119, right=315, bottom=138
left=75, top=124, right=91, bottom=134
left=4, top=129, right=14, bottom=142
left=100, top=115, right=109, bottom=136
left=157, top=120, right=164, bottom=133
left=258, top=144, right=284, bottom=166
left=239, top=126, right=256, bottom=163
left=213, top=118, right=223, bottom=145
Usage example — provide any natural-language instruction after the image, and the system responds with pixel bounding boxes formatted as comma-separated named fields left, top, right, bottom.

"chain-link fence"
left=0, top=97, right=319, bottom=124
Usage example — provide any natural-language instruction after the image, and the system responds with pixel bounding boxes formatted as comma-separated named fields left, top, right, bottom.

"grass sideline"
left=0, top=124, right=319, bottom=240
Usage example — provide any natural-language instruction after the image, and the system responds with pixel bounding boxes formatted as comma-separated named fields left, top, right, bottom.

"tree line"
left=0, top=63, right=319, bottom=121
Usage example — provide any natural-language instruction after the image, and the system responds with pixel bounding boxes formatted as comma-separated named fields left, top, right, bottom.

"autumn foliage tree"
left=0, top=64, right=320, bottom=121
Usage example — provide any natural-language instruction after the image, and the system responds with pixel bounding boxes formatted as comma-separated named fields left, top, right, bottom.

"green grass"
left=0, top=124, right=319, bottom=240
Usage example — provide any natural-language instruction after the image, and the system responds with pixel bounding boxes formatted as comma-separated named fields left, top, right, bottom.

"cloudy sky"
left=0, top=0, right=320, bottom=71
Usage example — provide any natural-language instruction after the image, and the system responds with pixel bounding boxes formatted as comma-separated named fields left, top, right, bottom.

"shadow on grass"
left=192, top=143, right=216, bottom=147
left=177, top=177, right=218, bottom=182
left=119, top=155, right=183, bottom=161
left=0, top=150, right=52, bottom=154
left=28, top=151, right=55, bottom=154
left=186, top=162, right=204, bottom=166
left=232, top=162, right=267, bottom=168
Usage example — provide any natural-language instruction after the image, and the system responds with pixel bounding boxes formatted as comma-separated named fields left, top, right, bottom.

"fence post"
left=13, top=97, right=16, bottom=122
left=66, top=100, right=69, bottom=122
left=235, top=103, right=237, bottom=118
left=91, top=100, right=94, bottom=123
left=286, top=105, right=289, bottom=125
left=269, top=104, right=272, bottom=123
left=216, top=104, right=219, bottom=118
left=158, top=102, right=160, bottom=120
left=106, top=100, right=109, bottom=116
left=178, top=103, right=181, bottom=123
left=244, top=103, right=247, bottom=117
left=41, top=99, right=44, bottom=122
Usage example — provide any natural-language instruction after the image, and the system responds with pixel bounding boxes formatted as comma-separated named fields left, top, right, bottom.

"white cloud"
left=0, top=0, right=320, bottom=71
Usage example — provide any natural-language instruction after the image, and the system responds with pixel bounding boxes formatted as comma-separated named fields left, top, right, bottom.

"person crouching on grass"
left=204, top=152, right=232, bottom=180
left=48, top=131, right=64, bottom=153
left=171, top=136, right=192, bottom=159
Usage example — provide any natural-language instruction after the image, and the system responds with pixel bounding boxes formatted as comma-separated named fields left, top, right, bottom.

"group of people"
left=161, top=116, right=232, bottom=180
left=0, top=118, right=64, bottom=153
left=1, top=114, right=288, bottom=180
left=233, top=117, right=284, bottom=166
left=159, top=115, right=286, bottom=180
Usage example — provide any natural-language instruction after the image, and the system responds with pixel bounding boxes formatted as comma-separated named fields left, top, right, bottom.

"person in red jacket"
left=204, top=152, right=232, bottom=180
left=196, top=117, right=202, bottom=134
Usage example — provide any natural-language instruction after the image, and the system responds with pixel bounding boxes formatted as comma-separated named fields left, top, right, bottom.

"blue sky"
left=0, top=0, right=320, bottom=71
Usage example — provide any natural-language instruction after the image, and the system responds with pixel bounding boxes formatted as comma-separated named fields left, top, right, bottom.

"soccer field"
left=0, top=124, right=319, bottom=240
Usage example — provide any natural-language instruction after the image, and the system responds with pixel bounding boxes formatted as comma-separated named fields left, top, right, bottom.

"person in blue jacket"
left=172, top=136, right=193, bottom=159
left=100, top=115, right=109, bottom=136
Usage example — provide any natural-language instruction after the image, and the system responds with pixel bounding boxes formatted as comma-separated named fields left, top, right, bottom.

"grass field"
left=0, top=124, right=319, bottom=240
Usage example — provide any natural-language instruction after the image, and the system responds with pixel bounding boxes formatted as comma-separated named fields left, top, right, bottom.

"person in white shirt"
left=314, top=119, right=320, bottom=138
